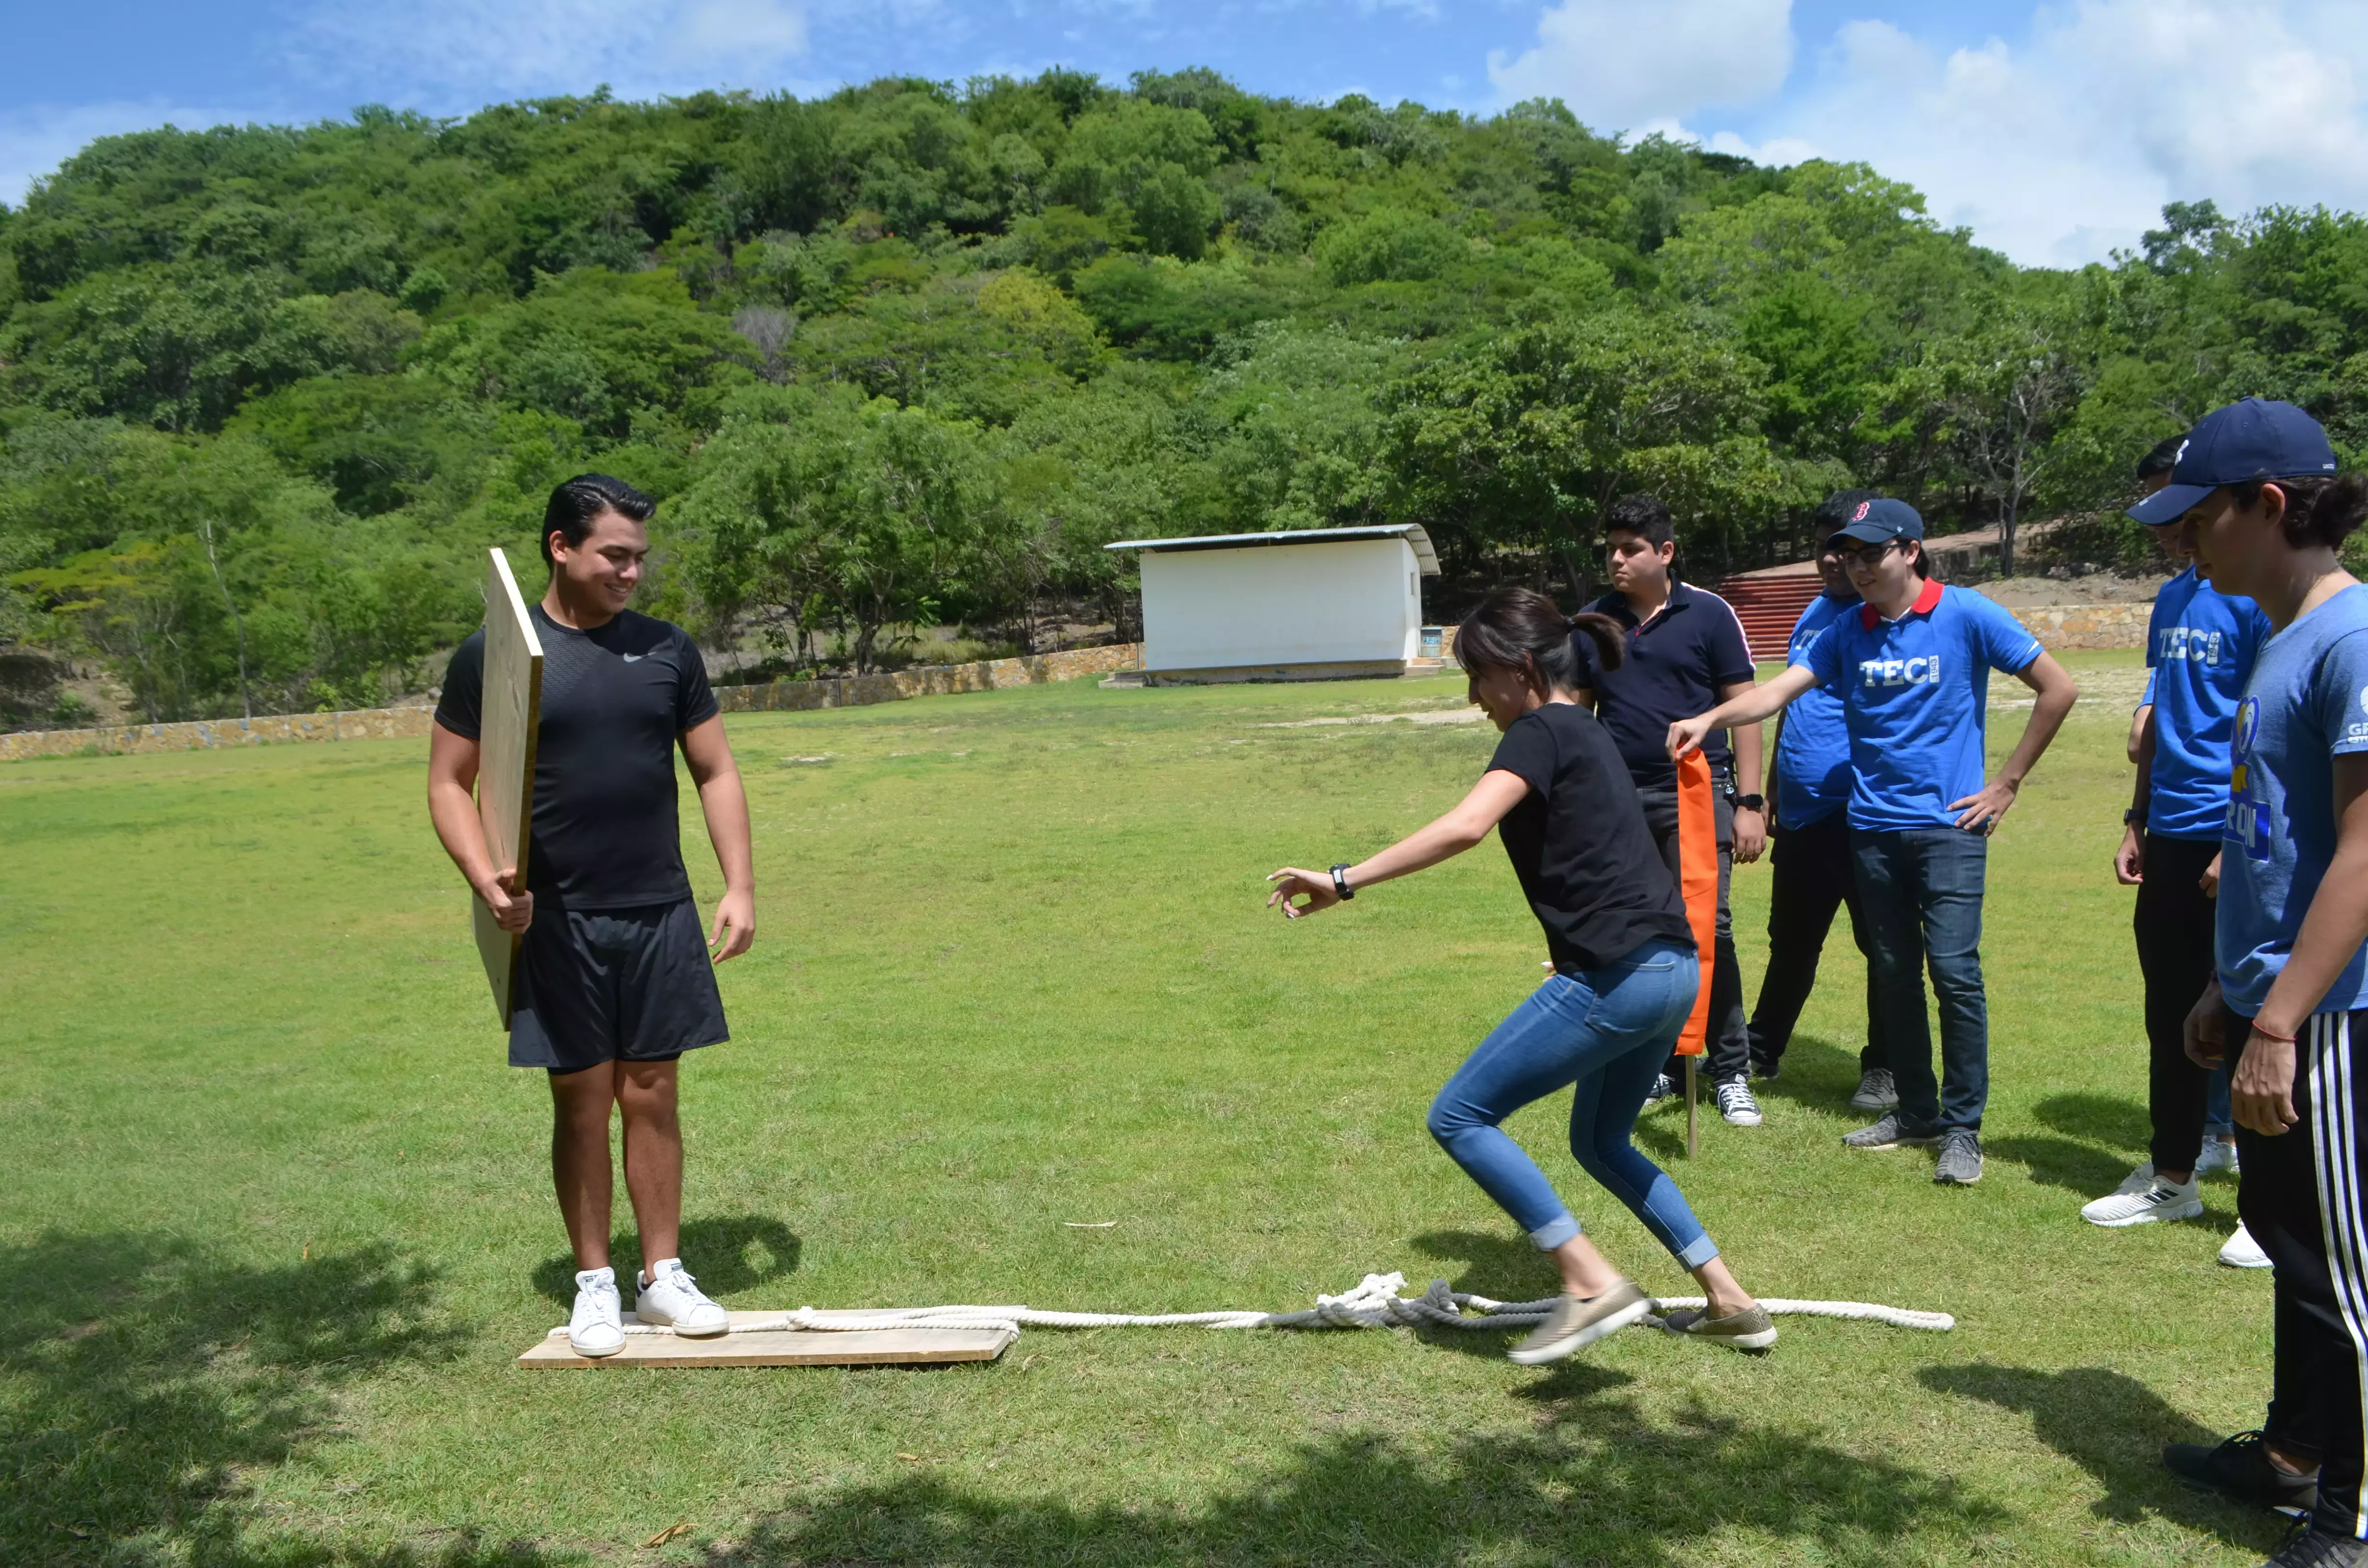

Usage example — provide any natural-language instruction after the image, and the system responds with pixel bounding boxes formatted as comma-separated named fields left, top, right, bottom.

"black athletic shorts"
left=509, top=898, right=729, bottom=1073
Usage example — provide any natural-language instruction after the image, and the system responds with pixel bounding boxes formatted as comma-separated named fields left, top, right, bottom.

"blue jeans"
left=1852, top=826, right=1989, bottom=1133
left=1425, top=940, right=1717, bottom=1268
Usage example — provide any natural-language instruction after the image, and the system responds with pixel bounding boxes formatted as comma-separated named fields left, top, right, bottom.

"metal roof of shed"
left=1105, top=524, right=1439, bottom=575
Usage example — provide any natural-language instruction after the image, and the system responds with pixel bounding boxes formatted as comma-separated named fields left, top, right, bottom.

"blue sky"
left=9, top=0, right=2368, bottom=267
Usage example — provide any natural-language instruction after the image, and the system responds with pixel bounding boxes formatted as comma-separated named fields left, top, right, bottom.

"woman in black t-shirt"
left=1268, top=589, right=1772, bottom=1363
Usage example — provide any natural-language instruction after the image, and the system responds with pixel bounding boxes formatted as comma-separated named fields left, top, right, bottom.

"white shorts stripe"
left=2309, top=1013, right=2368, bottom=1539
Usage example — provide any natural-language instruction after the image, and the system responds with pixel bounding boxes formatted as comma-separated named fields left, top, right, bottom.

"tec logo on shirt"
left=1857, top=656, right=1943, bottom=688
left=2353, top=682, right=2368, bottom=744
left=2226, top=695, right=2272, bottom=860
left=2157, top=626, right=2224, bottom=665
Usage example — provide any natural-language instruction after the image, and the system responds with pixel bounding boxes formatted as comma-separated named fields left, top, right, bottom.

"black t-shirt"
left=1571, top=582, right=1756, bottom=788
left=1487, top=702, right=1696, bottom=971
left=435, top=604, right=719, bottom=909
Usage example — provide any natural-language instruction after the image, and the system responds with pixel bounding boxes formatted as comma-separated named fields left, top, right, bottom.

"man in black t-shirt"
left=1571, top=495, right=1766, bottom=1126
left=428, top=474, right=756, bottom=1359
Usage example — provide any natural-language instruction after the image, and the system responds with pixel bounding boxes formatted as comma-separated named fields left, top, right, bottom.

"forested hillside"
left=3, top=68, right=2364, bottom=727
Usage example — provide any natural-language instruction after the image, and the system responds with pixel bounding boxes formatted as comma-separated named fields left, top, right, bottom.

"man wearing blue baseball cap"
left=2084, top=435, right=2269, bottom=1255
left=2146, top=399, right=2368, bottom=1567
left=1668, top=496, right=2079, bottom=1186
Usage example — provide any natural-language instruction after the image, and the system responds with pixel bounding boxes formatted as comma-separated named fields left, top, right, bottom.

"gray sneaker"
left=1842, top=1110, right=1939, bottom=1150
left=1934, top=1128, right=1984, bottom=1185
left=1507, top=1280, right=1651, bottom=1365
left=1849, top=1068, right=1899, bottom=1112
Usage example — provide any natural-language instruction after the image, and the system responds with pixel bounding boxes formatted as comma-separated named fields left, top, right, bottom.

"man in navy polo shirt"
left=1669, top=498, right=2079, bottom=1185
left=1570, top=495, right=1766, bottom=1127
left=1745, top=491, right=1895, bottom=1114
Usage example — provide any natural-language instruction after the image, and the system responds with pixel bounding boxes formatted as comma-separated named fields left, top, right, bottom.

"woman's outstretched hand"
left=1266, top=868, right=1342, bottom=919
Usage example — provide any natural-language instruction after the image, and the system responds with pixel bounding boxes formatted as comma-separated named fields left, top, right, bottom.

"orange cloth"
left=1672, top=749, right=1718, bottom=1057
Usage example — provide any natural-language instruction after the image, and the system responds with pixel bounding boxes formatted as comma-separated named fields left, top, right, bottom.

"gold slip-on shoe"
left=1507, top=1280, right=1651, bottom=1365
left=1664, top=1302, right=1778, bottom=1351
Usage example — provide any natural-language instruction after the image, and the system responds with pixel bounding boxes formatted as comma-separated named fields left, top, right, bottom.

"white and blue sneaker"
left=2195, top=1139, right=2242, bottom=1177
left=569, top=1266, right=626, bottom=1358
left=634, top=1259, right=729, bottom=1336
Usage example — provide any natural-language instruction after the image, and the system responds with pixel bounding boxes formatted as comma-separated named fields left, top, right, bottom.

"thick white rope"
left=550, top=1272, right=1953, bottom=1341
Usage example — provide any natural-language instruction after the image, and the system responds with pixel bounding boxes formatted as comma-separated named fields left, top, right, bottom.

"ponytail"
left=1454, top=588, right=1620, bottom=694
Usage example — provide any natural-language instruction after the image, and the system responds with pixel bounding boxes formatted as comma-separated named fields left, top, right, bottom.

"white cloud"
left=286, top=0, right=812, bottom=104
left=0, top=101, right=274, bottom=208
left=1753, top=2, right=2368, bottom=266
left=1487, top=0, right=1794, bottom=129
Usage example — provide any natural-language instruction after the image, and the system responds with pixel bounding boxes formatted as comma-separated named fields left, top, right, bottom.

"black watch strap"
left=2124, top=807, right=2146, bottom=826
left=1330, top=863, right=1356, bottom=900
left=1729, top=793, right=1765, bottom=813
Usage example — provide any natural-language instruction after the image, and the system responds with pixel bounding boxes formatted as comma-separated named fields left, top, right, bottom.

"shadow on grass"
left=1986, top=1092, right=2148, bottom=1197
left=697, top=1401, right=2008, bottom=1567
left=1750, top=1033, right=1874, bottom=1116
left=1919, top=1363, right=2280, bottom=1551
left=2033, top=1091, right=2151, bottom=1152
left=0, top=1230, right=553, bottom=1568
left=529, top=1214, right=801, bottom=1307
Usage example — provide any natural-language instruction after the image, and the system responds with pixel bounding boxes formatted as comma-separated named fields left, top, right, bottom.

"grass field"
left=1, top=651, right=2296, bottom=1567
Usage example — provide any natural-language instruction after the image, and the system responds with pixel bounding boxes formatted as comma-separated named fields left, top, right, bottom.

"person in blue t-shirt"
left=1668, top=498, right=2079, bottom=1187
left=2145, top=401, right=2368, bottom=1560
left=1744, top=491, right=1895, bottom=1114
left=2083, top=436, right=2272, bottom=1251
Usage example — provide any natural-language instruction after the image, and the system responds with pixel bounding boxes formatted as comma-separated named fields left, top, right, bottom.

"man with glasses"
left=1668, top=499, right=2079, bottom=1185
left=1567, top=495, right=1766, bottom=1128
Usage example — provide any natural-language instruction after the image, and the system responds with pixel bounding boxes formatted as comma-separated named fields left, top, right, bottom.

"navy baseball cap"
left=1825, top=496, right=1925, bottom=549
left=2127, top=397, right=2339, bottom=526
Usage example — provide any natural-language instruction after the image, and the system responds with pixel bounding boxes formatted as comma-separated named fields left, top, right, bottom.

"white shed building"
left=1106, top=525, right=1441, bottom=683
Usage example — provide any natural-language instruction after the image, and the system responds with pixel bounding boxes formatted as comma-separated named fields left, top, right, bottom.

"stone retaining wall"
left=1, top=643, right=1143, bottom=762
left=2006, top=602, right=2149, bottom=650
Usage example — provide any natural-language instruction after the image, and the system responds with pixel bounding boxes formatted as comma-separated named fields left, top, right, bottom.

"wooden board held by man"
left=426, top=475, right=756, bottom=1360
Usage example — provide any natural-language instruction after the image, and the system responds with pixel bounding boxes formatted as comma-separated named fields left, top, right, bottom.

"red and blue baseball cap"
left=2126, top=397, right=2339, bottom=526
left=1825, top=496, right=1925, bottom=549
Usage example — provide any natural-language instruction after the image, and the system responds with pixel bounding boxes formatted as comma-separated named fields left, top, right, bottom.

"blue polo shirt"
left=2141, top=567, right=2272, bottom=841
left=2219, top=584, right=2368, bottom=1016
left=1775, top=590, right=1857, bottom=831
left=1799, top=579, right=2045, bottom=833
left=1572, top=581, right=1756, bottom=789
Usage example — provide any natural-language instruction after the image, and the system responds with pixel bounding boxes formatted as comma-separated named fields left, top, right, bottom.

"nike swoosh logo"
left=621, top=653, right=645, bottom=662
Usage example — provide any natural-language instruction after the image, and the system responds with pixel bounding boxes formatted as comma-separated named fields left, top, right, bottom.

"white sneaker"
left=1715, top=1078, right=1763, bottom=1127
left=2081, top=1175, right=2203, bottom=1228
left=569, top=1266, right=626, bottom=1357
left=2195, top=1139, right=2241, bottom=1176
left=634, top=1260, right=729, bottom=1336
left=2220, top=1222, right=2272, bottom=1269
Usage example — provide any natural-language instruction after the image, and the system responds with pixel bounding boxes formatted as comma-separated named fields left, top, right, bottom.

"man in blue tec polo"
left=1745, top=490, right=1895, bottom=1115
left=1667, top=498, right=2080, bottom=1185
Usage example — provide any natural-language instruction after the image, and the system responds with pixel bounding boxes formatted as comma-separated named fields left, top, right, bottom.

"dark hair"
left=1602, top=494, right=1674, bottom=550
left=542, top=473, right=655, bottom=566
left=2136, top=435, right=2185, bottom=481
left=1813, top=488, right=1881, bottom=533
left=1455, top=588, right=1623, bottom=692
left=2229, top=472, right=2368, bottom=551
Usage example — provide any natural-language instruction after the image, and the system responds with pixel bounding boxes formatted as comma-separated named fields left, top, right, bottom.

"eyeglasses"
left=1834, top=540, right=1899, bottom=568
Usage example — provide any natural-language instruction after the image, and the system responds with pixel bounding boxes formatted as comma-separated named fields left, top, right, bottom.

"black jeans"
left=2134, top=834, right=2222, bottom=1174
left=1853, top=826, right=1990, bottom=1134
left=1746, top=810, right=1887, bottom=1075
left=2229, top=1006, right=2368, bottom=1541
left=1635, top=775, right=1749, bottom=1084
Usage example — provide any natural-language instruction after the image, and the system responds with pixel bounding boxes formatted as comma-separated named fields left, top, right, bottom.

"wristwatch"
left=2123, top=807, right=2146, bottom=826
left=1330, top=863, right=1356, bottom=900
left=1727, top=792, right=1765, bottom=813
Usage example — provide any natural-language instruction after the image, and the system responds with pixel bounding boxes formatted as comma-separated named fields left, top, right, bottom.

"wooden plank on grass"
left=470, top=548, right=543, bottom=1028
left=518, top=1316, right=1016, bottom=1368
